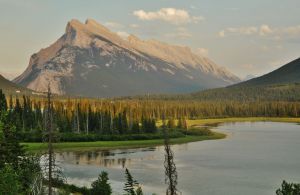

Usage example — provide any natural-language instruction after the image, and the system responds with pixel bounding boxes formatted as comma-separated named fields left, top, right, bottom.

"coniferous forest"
left=1, top=89, right=300, bottom=143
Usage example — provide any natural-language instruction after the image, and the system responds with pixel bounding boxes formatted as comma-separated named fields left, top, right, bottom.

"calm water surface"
left=56, top=122, right=300, bottom=195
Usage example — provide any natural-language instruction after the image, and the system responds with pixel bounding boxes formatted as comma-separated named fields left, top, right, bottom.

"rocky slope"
left=14, top=19, right=240, bottom=97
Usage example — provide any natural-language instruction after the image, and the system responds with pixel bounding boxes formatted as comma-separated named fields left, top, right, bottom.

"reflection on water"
left=56, top=147, right=157, bottom=168
left=57, top=122, right=300, bottom=195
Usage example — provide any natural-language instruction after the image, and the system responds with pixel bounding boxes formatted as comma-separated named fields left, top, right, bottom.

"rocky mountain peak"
left=127, top=34, right=141, bottom=43
left=14, top=18, right=240, bottom=97
left=85, top=18, right=110, bottom=32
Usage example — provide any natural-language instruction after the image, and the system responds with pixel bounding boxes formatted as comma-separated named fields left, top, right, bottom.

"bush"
left=276, top=180, right=300, bottom=195
left=0, top=165, right=21, bottom=195
left=91, top=171, right=112, bottom=195
left=52, top=179, right=90, bottom=194
left=185, top=128, right=213, bottom=136
left=20, top=129, right=186, bottom=142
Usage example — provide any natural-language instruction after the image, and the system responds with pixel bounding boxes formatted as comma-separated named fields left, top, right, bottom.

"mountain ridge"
left=0, top=74, right=33, bottom=94
left=181, top=57, right=300, bottom=102
left=14, top=18, right=240, bottom=97
left=233, top=58, right=300, bottom=87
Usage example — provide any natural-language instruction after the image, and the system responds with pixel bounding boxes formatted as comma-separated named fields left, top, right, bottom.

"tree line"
left=1, top=89, right=300, bottom=138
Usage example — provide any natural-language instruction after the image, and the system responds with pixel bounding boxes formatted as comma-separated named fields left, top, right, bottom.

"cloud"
left=195, top=48, right=209, bottom=57
left=104, top=22, right=123, bottom=29
left=165, top=27, right=192, bottom=39
left=259, top=25, right=273, bottom=36
left=218, top=30, right=225, bottom=38
left=219, top=24, right=300, bottom=39
left=130, top=24, right=139, bottom=28
left=219, top=26, right=258, bottom=37
left=116, top=31, right=129, bottom=38
left=133, top=8, right=204, bottom=25
left=190, top=5, right=198, bottom=10
left=283, top=25, right=300, bottom=36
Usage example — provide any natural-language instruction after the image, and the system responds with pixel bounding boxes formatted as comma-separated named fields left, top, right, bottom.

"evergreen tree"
left=0, top=165, right=21, bottom=195
left=167, top=118, right=175, bottom=129
left=121, top=110, right=129, bottom=134
left=0, top=117, right=41, bottom=194
left=0, top=89, right=7, bottom=119
left=131, top=120, right=140, bottom=134
left=124, top=168, right=140, bottom=195
left=0, top=122, right=24, bottom=169
left=177, top=118, right=183, bottom=129
left=276, top=180, right=300, bottom=195
left=13, top=97, right=23, bottom=131
left=177, top=118, right=188, bottom=130
left=150, top=119, right=157, bottom=133
left=91, top=171, right=112, bottom=195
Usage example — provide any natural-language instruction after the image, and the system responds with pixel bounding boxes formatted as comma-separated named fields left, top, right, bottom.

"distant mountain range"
left=188, top=58, right=300, bottom=101
left=13, top=19, right=240, bottom=97
left=234, top=58, right=300, bottom=87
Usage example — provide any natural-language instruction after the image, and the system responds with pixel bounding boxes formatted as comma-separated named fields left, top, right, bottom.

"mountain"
left=243, top=74, right=256, bottom=81
left=0, top=74, right=32, bottom=94
left=14, top=19, right=240, bottom=97
left=236, top=58, right=300, bottom=87
left=0, top=72, right=18, bottom=80
left=132, top=83, right=300, bottom=102
left=182, top=58, right=300, bottom=101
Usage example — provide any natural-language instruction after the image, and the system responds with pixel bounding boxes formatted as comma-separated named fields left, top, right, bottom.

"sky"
left=0, top=0, right=299, bottom=80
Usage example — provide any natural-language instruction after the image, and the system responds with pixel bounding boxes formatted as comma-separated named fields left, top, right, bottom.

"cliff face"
left=14, top=19, right=240, bottom=97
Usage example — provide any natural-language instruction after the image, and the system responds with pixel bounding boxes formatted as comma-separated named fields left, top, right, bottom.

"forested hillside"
left=235, top=58, right=300, bottom=87
left=130, top=58, right=300, bottom=102
left=126, top=83, right=300, bottom=102
left=190, top=83, right=300, bottom=101
left=0, top=75, right=33, bottom=95
left=1, top=89, right=299, bottom=142
left=189, top=58, right=300, bottom=101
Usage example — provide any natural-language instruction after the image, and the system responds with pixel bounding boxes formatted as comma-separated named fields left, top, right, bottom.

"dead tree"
left=76, top=101, right=80, bottom=133
left=43, top=84, right=64, bottom=194
left=45, top=84, right=54, bottom=195
left=86, top=105, right=89, bottom=135
left=163, top=122, right=179, bottom=195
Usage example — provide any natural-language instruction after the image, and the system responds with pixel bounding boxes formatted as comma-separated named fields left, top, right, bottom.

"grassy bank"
left=186, top=117, right=300, bottom=127
left=23, top=117, right=299, bottom=152
left=23, top=132, right=225, bottom=152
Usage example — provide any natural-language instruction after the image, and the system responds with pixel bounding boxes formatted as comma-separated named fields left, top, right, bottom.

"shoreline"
left=23, top=132, right=226, bottom=152
left=23, top=117, right=300, bottom=152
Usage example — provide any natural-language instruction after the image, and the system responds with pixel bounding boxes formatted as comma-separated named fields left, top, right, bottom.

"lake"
left=56, top=122, right=300, bottom=195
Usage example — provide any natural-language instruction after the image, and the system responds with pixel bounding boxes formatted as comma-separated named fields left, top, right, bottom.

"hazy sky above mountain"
left=0, top=0, right=299, bottom=79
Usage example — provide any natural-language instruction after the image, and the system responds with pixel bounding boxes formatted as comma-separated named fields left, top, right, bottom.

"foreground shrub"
left=276, top=180, right=300, bottom=195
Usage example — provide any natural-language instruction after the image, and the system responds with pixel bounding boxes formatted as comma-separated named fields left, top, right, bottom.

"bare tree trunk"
left=76, top=103, right=80, bottom=133
left=86, top=106, right=89, bottom=135
left=46, top=84, right=53, bottom=195
left=110, top=111, right=113, bottom=132
left=129, top=108, right=133, bottom=130
left=163, top=113, right=179, bottom=195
